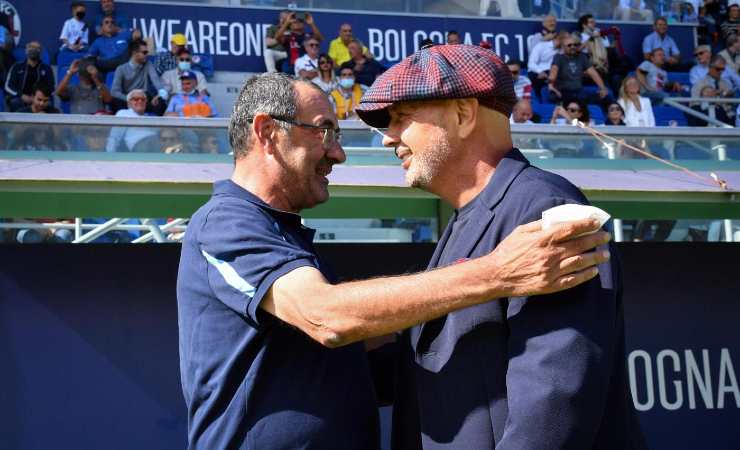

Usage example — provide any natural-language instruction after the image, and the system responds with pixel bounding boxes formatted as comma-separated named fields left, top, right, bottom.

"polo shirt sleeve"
left=669, top=37, right=680, bottom=56
left=198, top=200, right=318, bottom=326
left=497, top=195, right=619, bottom=449
left=641, top=34, right=652, bottom=54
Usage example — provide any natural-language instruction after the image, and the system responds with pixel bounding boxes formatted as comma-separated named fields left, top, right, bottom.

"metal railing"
left=662, top=97, right=740, bottom=129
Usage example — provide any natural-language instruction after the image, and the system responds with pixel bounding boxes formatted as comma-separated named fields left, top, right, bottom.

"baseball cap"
left=179, top=70, right=197, bottom=80
left=171, top=33, right=187, bottom=46
left=355, top=44, right=515, bottom=128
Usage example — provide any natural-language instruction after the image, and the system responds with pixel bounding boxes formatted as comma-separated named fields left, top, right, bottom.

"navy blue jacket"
left=392, top=149, right=646, bottom=450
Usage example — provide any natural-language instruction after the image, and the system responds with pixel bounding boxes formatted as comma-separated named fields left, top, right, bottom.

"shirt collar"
left=213, top=179, right=303, bottom=226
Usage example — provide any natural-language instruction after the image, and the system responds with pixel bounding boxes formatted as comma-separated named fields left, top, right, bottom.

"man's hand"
left=68, top=59, right=80, bottom=74
left=86, top=64, right=99, bottom=78
left=487, top=218, right=610, bottom=298
left=598, top=86, right=609, bottom=98
left=305, top=12, right=314, bottom=25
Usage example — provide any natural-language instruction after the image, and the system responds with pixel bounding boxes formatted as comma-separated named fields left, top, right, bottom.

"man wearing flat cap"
left=177, top=69, right=612, bottom=448
left=355, top=44, right=646, bottom=449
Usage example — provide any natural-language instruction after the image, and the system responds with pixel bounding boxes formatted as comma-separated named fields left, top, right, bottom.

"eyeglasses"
left=249, top=115, right=342, bottom=147
left=565, top=43, right=578, bottom=48
left=319, top=60, right=331, bottom=65
left=129, top=97, right=147, bottom=102
left=307, top=43, right=319, bottom=47
left=341, top=29, right=352, bottom=33
left=567, top=107, right=581, bottom=113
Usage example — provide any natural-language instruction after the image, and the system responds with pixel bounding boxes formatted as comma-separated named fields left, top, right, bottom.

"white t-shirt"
left=60, top=18, right=89, bottom=48
left=618, top=97, right=656, bottom=127
left=294, top=54, right=319, bottom=79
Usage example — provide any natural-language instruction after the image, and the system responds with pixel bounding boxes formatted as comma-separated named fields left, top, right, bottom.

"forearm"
left=310, top=23, right=324, bottom=42
left=55, top=72, right=72, bottom=97
left=587, top=68, right=606, bottom=89
left=270, top=258, right=502, bottom=348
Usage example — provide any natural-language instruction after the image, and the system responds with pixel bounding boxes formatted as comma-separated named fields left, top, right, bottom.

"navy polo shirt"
left=177, top=180, right=379, bottom=450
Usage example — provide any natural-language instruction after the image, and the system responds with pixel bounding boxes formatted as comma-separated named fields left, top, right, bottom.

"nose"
left=327, top=141, right=346, bottom=165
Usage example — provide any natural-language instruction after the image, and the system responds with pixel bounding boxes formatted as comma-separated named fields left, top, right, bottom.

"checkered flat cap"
left=356, top=44, right=516, bottom=128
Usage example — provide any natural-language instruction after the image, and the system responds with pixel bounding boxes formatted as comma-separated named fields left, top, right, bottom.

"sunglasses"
left=566, top=43, right=578, bottom=47
left=179, top=58, right=191, bottom=62
left=608, top=106, right=622, bottom=112
left=307, top=43, right=319, bottom=47
left=567, top=107, right=581, bottom=113
left=510, top=70, right=520, bottom=75
left=319, top=60, right=331, bottom=65
left=103, top=20, right=114, bottom=24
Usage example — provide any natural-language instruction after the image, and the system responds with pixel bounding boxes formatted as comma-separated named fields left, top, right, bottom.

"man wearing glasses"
left=177, top=71, right=611, bottom=449
left=110, top=38, right=167, bottom=114
left=548, top=33, right=611, bottom=107
left=294, top=37, right=321, bottom=80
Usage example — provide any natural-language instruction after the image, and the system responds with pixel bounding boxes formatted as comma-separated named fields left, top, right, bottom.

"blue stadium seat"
left=652, top=105, right=688, bottom=126
left=193, top=54, right=214, bottom=79
left=667, top=72, right=691, bottom=86
left=588, top=105, right=604, bottom=124
left=534, top=103, right=556, bottom=121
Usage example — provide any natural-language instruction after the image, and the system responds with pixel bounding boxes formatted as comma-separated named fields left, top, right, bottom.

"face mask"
left=178, top=61, right=191, bottom=71
left=27, top=48, right=41, bottom=61
left=339, top=78, right=354, bottom=89
left=76, top=11, right=86, bottom=20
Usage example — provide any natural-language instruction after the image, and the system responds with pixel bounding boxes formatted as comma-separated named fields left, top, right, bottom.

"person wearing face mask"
left=56, top=59, right=112, bottom=114
left=164, top=71, right=217, bottom=118
left=4, top=41, right=55, bottom=112
left=329, top=67, right=367, bottom=119
left=60, top=1, right=89, bottom=53
left=161, top=48, right=209, bottom=96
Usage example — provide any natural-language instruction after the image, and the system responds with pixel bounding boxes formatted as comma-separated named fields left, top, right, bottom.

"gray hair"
left=228, top=72, right=299, bottom=160
left=126, top=89, right=146, bottom=101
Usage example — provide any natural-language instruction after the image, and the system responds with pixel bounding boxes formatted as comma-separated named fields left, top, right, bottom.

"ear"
left=454, top=98, right=478, bottom=140
left=251, top=112, right=279, bottom=154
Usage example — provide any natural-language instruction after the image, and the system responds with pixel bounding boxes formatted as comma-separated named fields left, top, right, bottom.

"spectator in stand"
left=550, top=100, right=592, bottom=125
left=16, top=83, right=59, bottom=114
left=618, top=76, right=656, bottom=127
left=329, top=67, right=367, bottom=119
left=154, top=33, right=187, bottom=76
left=59, top=2, right=89, bottom=53
left=93, top=0, right=131, bottom=37
left=264, top=10, right=290, bottom=73
left=642, top=17, right=685, bottom=71
left=689, top=85, right=733, bottom=125
left=56, top=58, right=112, bottom=114
left=0, top=21, right=13, bottom=81
left=636, top=48, right=683, bottom=105
left=614, top=0, right=654, bottom=21
left=312, top=53, right=338, bottom=94
left=340, top=39, right=386, bottom=87
left=605, top=102, right=626, bottom=125
left=162, top=48, right=208, bottom=96
left=278, top=13, right=324, bottom=75
left=106, top=89, right=158, bottom=152
left=510, top=99, right=534, bottom=124
left=111, top=39, right=167, bottom=114
left=689, top=44, right=713, bottom=84
left=446, top=30, right=461, bottom=44
left=328, top=23, right=369, bottom=67
left=577, top=15, right=610, bottom=80
left=159, top=128, right=192, bottom=154
left=294, top=37, right=320, bottom=80
left=528, top=30, right=565, bottom=100
left=691, top=55, right=735, bottom=119
left=520, top=0, right=551, bottom=17
left=718, top=34, right=740, bottom=74
left=164, top=71, right=217, bottom=118
left=507, top=59, right=532, bottom=100
left=87, top=15, right=141, bottom=73
left=720, top=3, right=740, bottom=41
left=529, top=15, right=557, bottom=50
left=548, top=33, right=610, bottom=106
left=4, top=41, right=55, bottom=112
